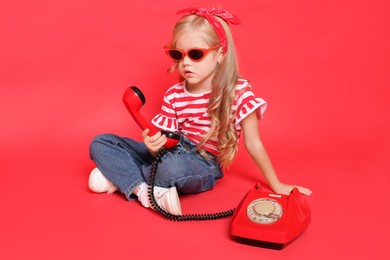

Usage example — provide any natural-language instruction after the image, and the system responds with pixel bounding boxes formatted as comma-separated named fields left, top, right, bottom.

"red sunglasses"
left=165, top=45, right=221, bottom=62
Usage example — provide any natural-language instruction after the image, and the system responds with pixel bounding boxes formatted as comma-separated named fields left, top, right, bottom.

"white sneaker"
left=137, top=184, right=182, bottom=215
left=153, top=186, right=182, bottom=216
left=88, top=168, right=117, bottom=194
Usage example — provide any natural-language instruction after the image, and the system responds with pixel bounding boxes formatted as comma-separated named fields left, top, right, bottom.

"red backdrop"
left=1, top=0, right=389, bottom=259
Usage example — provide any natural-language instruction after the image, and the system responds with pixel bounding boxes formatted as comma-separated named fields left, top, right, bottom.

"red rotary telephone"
left=231, top=183, right=311, bottom=249
left=123, top=86, right=311, bottom=249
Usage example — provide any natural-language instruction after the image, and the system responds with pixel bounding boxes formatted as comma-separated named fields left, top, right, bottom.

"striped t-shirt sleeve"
left=233, top=80, right=267, bottom=130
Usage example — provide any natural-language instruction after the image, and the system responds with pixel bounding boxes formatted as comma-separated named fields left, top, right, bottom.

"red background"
left=1, top=0, right=389, bottom=259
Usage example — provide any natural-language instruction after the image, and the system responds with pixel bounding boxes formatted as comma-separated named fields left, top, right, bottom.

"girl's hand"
left=142, top=129, right=167, bottom=156
left=271, top=182, right=313, bottom=196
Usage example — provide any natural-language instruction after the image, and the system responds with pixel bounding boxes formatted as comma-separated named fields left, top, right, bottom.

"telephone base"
left=230, top=183, right=311, bottom=249
left=231, top=236, right=286, bottom=250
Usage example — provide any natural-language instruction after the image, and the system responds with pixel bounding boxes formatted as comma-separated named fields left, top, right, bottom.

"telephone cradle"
left=230, top=183, right=311, bottom=249
left=123, top=86, right=311, bottom=249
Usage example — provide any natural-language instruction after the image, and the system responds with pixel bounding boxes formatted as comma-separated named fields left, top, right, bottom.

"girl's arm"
left=241, top=112, right=312, bottom=196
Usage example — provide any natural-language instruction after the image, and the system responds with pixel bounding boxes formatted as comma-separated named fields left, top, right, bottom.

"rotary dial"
left=247, top=198, right=283, bottom=224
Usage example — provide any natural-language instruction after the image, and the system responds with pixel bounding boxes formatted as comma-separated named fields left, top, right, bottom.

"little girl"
left=88, top=7, right=312, bottom=216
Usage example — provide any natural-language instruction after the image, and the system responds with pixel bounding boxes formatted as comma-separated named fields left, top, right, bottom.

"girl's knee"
left=90, top=133, right=120, bottom=147
left=90, top=134, right=116, bottom=156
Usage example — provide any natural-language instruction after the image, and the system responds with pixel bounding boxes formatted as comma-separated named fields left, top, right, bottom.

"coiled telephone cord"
left=148, top=148, right=236, bottom=221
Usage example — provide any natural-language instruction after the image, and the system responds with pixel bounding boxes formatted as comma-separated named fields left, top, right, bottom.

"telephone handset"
left=123, top=86, right=311, bottom=248
left=231, top=183, right=311, bottom=249
left=122, top=86, right=180, bottom=148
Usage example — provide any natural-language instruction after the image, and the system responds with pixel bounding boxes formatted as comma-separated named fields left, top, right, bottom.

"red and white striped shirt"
left=152, top=79, right=267, bottom=155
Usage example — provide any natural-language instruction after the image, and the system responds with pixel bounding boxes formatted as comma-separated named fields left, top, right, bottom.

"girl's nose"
left=182, top=54, right=192, bottom=65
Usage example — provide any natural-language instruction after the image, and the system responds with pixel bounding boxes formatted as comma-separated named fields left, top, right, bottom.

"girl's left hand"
left=271, top=182, right=313, bottom=196
left=142, top=129, right=167, bottom=156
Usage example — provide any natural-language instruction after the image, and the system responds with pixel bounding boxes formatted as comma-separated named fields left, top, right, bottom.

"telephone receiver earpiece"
left=123, top=86, right=180, bottom=148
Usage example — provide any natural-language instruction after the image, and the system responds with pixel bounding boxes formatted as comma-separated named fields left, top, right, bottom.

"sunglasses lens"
left=168, top=50, right=183, bottom=61
left=188, top=49, right=205, bottom=60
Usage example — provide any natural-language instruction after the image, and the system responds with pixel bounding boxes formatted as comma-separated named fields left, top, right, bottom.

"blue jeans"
left=89, top=133, right=223, bottom=200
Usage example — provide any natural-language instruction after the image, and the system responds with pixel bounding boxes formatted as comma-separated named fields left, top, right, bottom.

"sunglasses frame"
left=165, top=45, right=221, bottom=62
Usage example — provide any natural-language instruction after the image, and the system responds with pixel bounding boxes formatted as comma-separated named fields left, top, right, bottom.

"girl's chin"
left=184, top=78, right=200, bottom=87
left=185, top=77, right=198, bottom=83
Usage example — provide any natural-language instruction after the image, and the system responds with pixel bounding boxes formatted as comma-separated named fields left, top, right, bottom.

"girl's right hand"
left=142, top=129, right=167, bottom=155
left=271, top=182, right=313, bottom=196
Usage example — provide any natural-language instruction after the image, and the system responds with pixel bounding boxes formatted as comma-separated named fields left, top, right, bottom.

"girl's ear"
left=217, top=47, right=225, bottom=64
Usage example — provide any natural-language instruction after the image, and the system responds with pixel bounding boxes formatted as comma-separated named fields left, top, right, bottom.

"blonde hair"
left=168, top=15, right=240, bottom=168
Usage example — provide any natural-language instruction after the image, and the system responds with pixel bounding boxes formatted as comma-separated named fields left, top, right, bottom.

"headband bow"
left=177, top=7, right=241, bottom=53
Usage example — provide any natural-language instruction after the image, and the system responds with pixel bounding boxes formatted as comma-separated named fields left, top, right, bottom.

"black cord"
left=148, top=148, right=235, bottom=221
